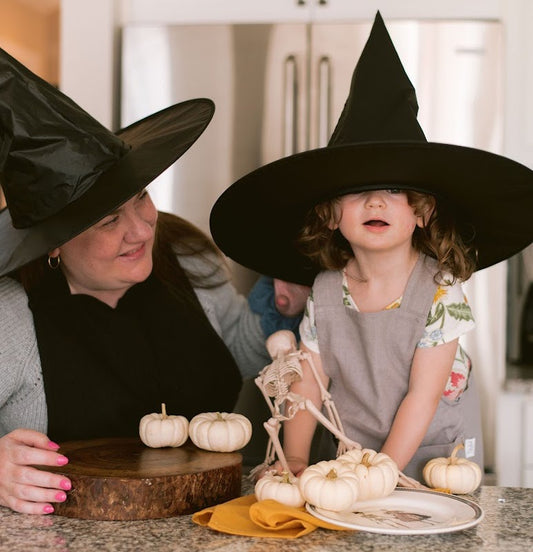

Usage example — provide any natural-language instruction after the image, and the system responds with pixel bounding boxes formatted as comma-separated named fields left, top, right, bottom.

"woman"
left=0, top=48, right=308, bottom=514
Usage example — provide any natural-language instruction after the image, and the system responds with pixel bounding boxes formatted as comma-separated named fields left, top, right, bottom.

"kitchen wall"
left=0, top=0, right=59, bottom=84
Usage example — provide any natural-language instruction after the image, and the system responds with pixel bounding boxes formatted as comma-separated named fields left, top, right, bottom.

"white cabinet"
left=496, top=388, right=533, bottom=487
left=123, top=0, right=310, bottom=24
left=524, top=400, right=533, bottom=481
left=122, top=1, right=502, bottom=25
left=309, top=0, right=501, bottom=21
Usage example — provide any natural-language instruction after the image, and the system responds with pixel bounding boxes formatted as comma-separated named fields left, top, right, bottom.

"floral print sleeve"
left=418, top=280, right=476, bottom=401
left=299, top=289, right=320, bottom=353
left=418, top=281, right=475, bottom=348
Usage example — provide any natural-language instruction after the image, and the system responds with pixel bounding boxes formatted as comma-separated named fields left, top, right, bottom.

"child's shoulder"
left=432, top=275, right=471, bottom=310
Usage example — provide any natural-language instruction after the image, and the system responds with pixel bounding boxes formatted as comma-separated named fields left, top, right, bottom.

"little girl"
left=210, top=12, right=533, bottom=482
left=283, top=187, right=481, bottom=480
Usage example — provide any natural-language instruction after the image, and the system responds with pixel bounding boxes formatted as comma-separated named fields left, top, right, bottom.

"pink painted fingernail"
left=43, top=505, right=54, bottom=514
left=56, top=455, right=68, bottom=466
left=48, top=441, right=60, bottom=450
left=60, top=479, right=71, bottom=490
left=55, top=491, right=67, bottom=502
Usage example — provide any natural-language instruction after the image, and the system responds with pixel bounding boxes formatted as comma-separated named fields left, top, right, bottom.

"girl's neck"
left=344, top=249, right=420, bottom=312
left=346, top=248, right=419, bottom=282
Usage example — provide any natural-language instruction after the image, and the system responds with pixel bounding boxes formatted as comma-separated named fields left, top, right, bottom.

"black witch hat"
left=210, top=11, right=533, bottom=285
left=0, top=46, right=214, bottom=277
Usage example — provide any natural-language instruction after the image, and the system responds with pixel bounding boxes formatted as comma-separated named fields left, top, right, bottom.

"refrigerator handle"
left=318, top=55, right=331, bottom=147
left=283, top=55, right=298, bottom=156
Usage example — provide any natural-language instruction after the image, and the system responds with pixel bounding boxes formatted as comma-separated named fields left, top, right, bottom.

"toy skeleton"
left=253, top=330, right=425, bottom=489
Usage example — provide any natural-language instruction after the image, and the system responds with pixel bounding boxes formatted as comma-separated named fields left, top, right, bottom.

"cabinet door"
left=310, top=0, right=501, bottom=22
left=524, top=400, right=533, bottom=486
left=124, top=0, right=311, bottom=24
left=524, top=469, right=533, bottom=487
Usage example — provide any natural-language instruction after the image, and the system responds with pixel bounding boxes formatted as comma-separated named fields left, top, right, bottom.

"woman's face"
left=51, top=190, right=158, bottom=307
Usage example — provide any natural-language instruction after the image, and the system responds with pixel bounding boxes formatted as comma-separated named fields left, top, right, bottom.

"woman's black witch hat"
left=0, top=46, right=214, bottom=276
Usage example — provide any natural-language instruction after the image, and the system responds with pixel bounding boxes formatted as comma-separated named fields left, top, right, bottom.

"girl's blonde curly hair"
left=296, top=190, right=476, bottom=283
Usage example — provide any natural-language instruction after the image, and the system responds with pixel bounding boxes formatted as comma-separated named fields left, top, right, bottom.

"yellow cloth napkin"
left=192, top=494, right=350, bottom=539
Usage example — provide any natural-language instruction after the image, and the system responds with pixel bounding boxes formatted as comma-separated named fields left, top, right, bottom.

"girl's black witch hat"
left=210, top=12, right=533, bottom=285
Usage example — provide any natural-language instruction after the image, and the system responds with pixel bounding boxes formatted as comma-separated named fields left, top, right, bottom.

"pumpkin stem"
left=449, top=443, right=464, bottom=464
left=280, top=472, right=292, bottom=484
left=361, top=452, right=372, bottom=466
left=326, top=468, right=338, bottom=480
left=161, top=403, right=167, bottom=419
left=216, top=412, right=225, bottom=421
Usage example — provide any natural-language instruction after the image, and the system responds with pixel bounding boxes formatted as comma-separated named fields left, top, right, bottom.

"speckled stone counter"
left=0, top=485, right=531, bottom=552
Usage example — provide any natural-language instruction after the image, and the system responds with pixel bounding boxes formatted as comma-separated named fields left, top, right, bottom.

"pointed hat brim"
left=210, top=141, right=533, bottom=286
left=0, top=98, right=214, bottom=277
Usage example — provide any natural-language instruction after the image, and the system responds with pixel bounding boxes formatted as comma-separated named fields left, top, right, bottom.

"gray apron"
left=314, top=254, right=483, bottom=481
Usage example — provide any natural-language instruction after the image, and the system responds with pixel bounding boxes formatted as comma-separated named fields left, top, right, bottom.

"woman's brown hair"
left=296, top=190, right=476, bottom=283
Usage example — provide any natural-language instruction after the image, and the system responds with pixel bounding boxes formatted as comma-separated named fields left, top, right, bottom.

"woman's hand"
left=273, top=279, right=310, bottom=317
left=0, top=429, right=71, bottom=514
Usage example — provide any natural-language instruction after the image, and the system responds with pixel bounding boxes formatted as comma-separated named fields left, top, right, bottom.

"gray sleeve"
left=0, top=277, right=47, bottom=437
left=180, top=253, right=271, bottom=380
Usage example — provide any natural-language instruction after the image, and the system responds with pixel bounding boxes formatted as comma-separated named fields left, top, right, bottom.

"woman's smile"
left=119, top=243, right=146, bottom=260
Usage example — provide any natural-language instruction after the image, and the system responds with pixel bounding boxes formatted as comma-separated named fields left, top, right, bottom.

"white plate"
left=306, top=488, right=484, bottom=535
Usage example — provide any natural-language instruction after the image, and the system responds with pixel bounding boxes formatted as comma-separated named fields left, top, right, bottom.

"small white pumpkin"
left=188, top=412, right=252, bottom=452
left=255, top=471, right=305, bottom=508
left=299, top=460, right=360, bottom=512
left=338, top=448, right=399, bottom=501
left=139, top=403, right=189, bottom=448
left=423, top=443, right=482, bottom=494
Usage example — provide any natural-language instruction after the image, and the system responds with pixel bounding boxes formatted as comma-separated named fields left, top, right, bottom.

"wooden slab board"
left=38, top=437, right=242, bottom=521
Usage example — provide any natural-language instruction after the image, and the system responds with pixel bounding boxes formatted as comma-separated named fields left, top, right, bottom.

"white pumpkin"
left=139, top=403, right=189, bottom=448
left=423, top=443, right=482, bottom=494
left=255, top=471, right=305, bottom=508
left=338, top=448, right=399, bottom=501
left=188, top=412, right=252, bottom=452
left=299, top=460, right=360, bottom=512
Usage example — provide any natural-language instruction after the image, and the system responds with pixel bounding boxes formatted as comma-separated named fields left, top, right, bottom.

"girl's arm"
left=282, top=343, right=330, bottom=476
left=380, top=338, right=458, bottom=470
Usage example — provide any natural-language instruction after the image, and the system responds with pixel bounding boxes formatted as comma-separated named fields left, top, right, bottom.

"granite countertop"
left=0, top=483, right=531, bottom=552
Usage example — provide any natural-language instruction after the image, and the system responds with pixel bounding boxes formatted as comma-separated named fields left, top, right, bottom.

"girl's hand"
left=0, top=429, right=71, bottom=514
left=254, top=456, right=309, bottom=481
left=267, top=457, right=309, bottom=478
left=284, top=456, right=309, bottom=477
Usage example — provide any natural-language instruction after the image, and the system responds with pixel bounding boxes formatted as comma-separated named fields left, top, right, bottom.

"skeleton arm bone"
left=285, top=394, right=361, bottom=451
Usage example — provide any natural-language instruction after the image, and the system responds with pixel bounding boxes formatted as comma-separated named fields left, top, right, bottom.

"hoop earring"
left=48, top=255, right=61, bottom=269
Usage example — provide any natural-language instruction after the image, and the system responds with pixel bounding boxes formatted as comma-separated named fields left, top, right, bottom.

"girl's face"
left=50, top=190, right=158, bottom=307
left=334, top=189, right=424, bottom=255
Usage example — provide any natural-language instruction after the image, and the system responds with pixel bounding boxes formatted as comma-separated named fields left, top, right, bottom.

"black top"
left=28, top=266, right=241, bottom=442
